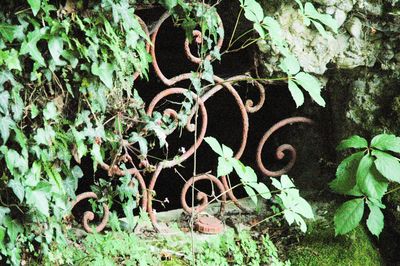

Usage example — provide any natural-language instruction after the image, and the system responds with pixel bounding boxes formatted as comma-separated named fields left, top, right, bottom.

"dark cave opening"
left=74, top=3, right=318, bottom=217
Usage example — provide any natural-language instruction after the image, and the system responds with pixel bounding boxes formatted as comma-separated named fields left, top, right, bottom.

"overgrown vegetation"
left=330, top=134, right=400, bottom=237
left=0, top=0, right=356, bottom=264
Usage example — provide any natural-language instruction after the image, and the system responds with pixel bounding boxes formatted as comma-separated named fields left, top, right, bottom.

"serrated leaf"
left=294, top=72, right=325, bottom=107
left=217, top=157, right=233, bottom=177
left=288, top=80, right=304, bottom=108
left=330, top=152, right=364, bottom=195
left=366, top=201, right=384, bottom=237
left=291, top=197, right=314, bottom=219
left=334, top=198, right=364, bottom=235
left=249, top=182, right=271, bottom=199
left=372, top=150, right=400, bottom=183
left=337, top=135, right=368, bottom=151
left=281, top=175, right=295, bottom=189
left=221, top=144, right=233, bottom=158
left=358, top=163, right=388, bottom=200
left=27, top=0, right=41, bottom=16
left=8, top=179, right=24, bottom=203
left=280, top=54, right=300, bottom=75
left=244, top=185, right=258, bottom=206
left=371, top=134, right=400, bottom=153
left=204, top=136, right=223, bottom=156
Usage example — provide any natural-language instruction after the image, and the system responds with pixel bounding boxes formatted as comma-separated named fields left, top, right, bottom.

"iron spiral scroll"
left=71, top=9, right=314, bottom=233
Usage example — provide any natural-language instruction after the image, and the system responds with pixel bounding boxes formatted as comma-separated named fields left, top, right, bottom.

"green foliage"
left=330, top=133, right=400, bottom=237
left=205, top=137, right=314, bottom=233
left=240, top=0, right=336, bottom=107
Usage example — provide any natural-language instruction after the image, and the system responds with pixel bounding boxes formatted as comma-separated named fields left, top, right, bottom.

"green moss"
left=288, top=222, right=384, bottom=266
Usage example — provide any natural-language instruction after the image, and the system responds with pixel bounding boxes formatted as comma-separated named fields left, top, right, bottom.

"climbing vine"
left=0, top=0, right=338, bottom=264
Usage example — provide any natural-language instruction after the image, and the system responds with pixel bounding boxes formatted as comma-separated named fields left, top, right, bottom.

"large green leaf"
left=371, top=134, right=400, bottom=153
left=0, top=116, right=14, bottom=144
left=8, top=179, right=24, bottom=203
left=304, top=2, right=338, bottom=33
left=20, top=28, right=47, bottom=67
left=280, top=54, right=300, bottom=75
left=294, top=72, right=325, bottom=107
left=329, top=151, right=364, bottom=195
left=242, top=0, right=264, bottom=23
left=48, top=37, right=65, bottom=65
left=5, top=49, right=22, bottom=71
left=248, top=182, right=271, bottom=199
left=288, top=80, right=304, bottom=108
left=336, top=135, right=368, bottom=151
left=357, top=163, right=388, bottom=200
left=334, top=198, right=364, bottom=235
left=26, top=189, right=49, bottom=217
left=372, top=150, right=400, bottom=183
left=27, top=0, right=41, bottom=16
left=366, top=201, right=384, bottom=237
left=0, top=23, right=17, bottom=42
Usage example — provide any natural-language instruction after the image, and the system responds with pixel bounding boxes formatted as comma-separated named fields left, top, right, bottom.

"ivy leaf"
left=91, top=62, right=114, bottom=88
left=330, top=152, right=364, bottom=195
left=204, top=136, right=223, bottom=156
left=288, top=80, right=304, bottom=108
left=5, top=49, right=22, bottom=71
left=366, top=201, right=384, bottom=237
left=27, top=0, right=41, bottom=16
left=334, top=198, right=364, bottom=235
left=0, top=23, right=17, bottom=42
left=43, top=101, right=58, bottom=120
left=161, top=0, right=177, bottom=10
left=244, top=185, right=258, bottom=206
left=372, top=150, right=400, bottom=183
left=336, top=135, right=368, bottom=151
left=91, top=142, right=104, bottom=164
left=217, top=157, right=233, bottom=177
left=0, top=90, right=10, bottom=115
left=26, top=189, right=49, bottom=217
left=20, top=28, right=46, bottom=67
left=48, top=37, right=65, bottom=65
left=0, top=116, right=14, bottom=144
left=371, top=134, right=400, bottom=153
left=202, top=59, right=214, bottom=85
left=294, top=72, right=325, bottom=107
left=0, top=207, right=10, bottom=225
left=8, top=179, right=24, bottom=203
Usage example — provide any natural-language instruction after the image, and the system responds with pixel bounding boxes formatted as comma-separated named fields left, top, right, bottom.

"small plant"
left=330, top=134, right=400, bottom=237
left=205, top=136, right=314, bottom=232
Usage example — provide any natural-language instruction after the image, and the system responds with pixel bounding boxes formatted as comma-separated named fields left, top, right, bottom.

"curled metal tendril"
left=180, top=174, right=226, bottom=215
left=71, top=192, right=110, bottom=233
left=256, top=117, right=314, bottom=177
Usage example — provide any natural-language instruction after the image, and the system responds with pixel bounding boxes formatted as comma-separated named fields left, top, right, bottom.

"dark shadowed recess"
left=75, top=2, right=317, bottom=216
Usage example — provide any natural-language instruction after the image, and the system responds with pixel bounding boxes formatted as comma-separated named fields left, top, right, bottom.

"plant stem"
left=250, top=210, right=284, bottom=228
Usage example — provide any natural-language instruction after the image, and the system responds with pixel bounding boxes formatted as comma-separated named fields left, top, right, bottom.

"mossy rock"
left=385, top=184, right=400, bottom=235
left=288, top=218, right=384, bottom=266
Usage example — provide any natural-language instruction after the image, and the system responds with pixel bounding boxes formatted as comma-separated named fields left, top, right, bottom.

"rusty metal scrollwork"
left=71, top=8, right=314, bottom=233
